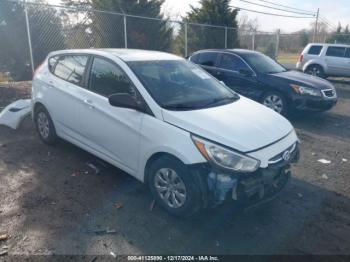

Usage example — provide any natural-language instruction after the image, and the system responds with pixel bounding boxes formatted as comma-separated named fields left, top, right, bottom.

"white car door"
left=325, top=46, right=348, bottom=76
left=46, top=54, right=89, bottom=138
left=77, top=56, right=144, bottom=173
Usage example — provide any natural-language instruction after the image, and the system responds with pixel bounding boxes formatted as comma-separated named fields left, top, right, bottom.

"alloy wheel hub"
left=154, top=168, right=187, bottom=208
left=263, top=95, right=283, bottom=113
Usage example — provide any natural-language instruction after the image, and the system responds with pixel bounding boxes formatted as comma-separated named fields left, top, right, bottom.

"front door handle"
left=83, top=99, right=95, bottom=109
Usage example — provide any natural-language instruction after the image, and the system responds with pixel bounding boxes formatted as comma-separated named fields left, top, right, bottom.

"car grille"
left=322, top=89, right=336, bottom=98
left=268, top=143, right=297, bottom=164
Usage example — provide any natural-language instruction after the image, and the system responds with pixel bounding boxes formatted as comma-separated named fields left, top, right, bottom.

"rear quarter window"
left=51, top=55, right=89, bottom=86
left=307, top=45, right=323, bottom=55
left=326, top=46, right=346, bottom=57
left=48, top=56, right=59, bottom=72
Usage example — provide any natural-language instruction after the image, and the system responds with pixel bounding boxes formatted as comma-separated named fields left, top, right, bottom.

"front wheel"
left=262, top=92, right=288, bottom=116
left=148, top=156, right=202, bottom=217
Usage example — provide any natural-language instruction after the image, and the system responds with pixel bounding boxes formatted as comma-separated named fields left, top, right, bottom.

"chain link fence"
left=1, top=0, right=350, bottom=81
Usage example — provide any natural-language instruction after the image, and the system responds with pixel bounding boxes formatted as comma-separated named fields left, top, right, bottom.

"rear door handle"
left=83, top=99, right=95, bottom=109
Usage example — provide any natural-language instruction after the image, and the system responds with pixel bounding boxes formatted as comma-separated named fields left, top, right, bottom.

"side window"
left=48, top=56, right=59, bottom=72
left=326, top=47, right=346, bottom=58
left=89, top=57, right=136, bottom=97
left=198, top=52, right=218, bottom=67
left=308, top=45, right=323, bottom=55
left=217, top=54, right=249, bottom=71
left=345, top=48, right=350, bottom=58
left=53, top=55, right=88, bottom=85
left=189, top=53, right=200, bottom=63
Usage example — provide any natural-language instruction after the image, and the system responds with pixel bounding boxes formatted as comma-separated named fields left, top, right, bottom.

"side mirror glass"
left=108, top=93, right=140, bottom=110
left=239, top=69, right=253, bottom=77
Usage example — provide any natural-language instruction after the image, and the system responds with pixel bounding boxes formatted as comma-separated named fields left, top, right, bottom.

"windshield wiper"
left=162, top=104, right=198, bottom=111
left=163, top=96, right=238, bottom=111
left=200, top=96, right=238, bottom=108
left=266, top=70, right=287, bottom=74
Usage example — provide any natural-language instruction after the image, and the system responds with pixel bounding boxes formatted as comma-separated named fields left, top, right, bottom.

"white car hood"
left=162, top=97, right=294, bottom=152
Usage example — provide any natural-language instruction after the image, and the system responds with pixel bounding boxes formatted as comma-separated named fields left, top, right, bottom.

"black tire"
left=261, top=91, right=289, bottom=116
left=305, top=64, right=325, bottom=78
left=148, top=156, right=202, bottom=217
left=34, top=105, right=58, bottom=145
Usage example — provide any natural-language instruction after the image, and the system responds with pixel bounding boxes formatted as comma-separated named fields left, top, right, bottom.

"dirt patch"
left=0, top=82, right=31, bottom=110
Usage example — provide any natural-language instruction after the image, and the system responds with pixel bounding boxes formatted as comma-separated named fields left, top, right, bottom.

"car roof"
left=191, top=49, right=261, bottom=56
left=48, top=48, right=183, bottom=62
left=307, top=43, right=350, bottom=48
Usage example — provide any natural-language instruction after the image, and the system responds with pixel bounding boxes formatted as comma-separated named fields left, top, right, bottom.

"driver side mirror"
left=239, top=69, right=253, bottom=77
left=108, top=93, right=141, bottom=111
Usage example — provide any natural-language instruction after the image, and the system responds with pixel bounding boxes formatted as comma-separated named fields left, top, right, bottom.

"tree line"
left=0, top=0, right=239, bottom=81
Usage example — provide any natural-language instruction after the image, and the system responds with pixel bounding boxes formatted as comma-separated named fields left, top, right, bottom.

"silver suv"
left=296, top=43, right=350, bottom=78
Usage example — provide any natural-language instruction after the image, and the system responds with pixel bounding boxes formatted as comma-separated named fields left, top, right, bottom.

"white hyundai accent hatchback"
left=32, top=49, right=299, bottom=217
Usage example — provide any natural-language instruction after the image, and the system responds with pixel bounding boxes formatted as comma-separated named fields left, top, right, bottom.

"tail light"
left=299, top=54, right=304, bottom=63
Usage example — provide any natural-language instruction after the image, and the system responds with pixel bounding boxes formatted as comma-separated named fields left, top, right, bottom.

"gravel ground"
left=0, top=80, right=350, bottom=257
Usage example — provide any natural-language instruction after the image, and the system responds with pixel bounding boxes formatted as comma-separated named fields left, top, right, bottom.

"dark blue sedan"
left=189, top=49, right=337, bottom=116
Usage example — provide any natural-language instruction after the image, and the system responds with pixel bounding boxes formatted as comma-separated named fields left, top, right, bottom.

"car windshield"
left=241, top=53, right=287, bottom=74
left=127, top=60, right=239, bottom=110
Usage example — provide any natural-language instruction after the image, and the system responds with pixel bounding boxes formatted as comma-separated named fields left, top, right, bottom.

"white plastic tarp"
left=0, top=99, right=31, bottom=129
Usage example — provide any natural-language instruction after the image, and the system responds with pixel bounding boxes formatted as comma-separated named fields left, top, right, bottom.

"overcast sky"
left=161, top=0, right=350, bottom=33
left=47, top=0, right=350, bottom=33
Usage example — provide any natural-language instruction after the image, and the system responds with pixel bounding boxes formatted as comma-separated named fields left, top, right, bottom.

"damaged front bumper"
left=198, top=145, right=300, bottom=208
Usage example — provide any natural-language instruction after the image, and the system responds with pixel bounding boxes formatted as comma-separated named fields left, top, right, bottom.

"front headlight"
left=290, top=84, right=322, bottom=97
left=191, top=135, right=260, bottom=172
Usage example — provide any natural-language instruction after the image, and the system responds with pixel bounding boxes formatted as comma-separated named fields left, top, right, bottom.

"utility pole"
left=313, top=8, right=320, bottom=43
left=275, top=29, right=280, bottom=59
left=24, top=0, right=34, bottom=73
left=252, top=30, right=255, bottom=51
left=184, top=22, right=188, bottom=57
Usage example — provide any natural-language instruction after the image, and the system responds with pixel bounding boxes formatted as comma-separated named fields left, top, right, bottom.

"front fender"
left=136, top=115, right=207, bottom=182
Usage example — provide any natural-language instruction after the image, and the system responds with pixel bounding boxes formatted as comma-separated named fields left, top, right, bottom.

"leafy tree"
left=0, top=1, right=30, bottom=80
left=27, top=5, right=66, bottom=67
left=327, top=23, right=350, bottom=44
left=299, top=30, right=309, bottom=47
left=62, top=0, right=173, bottom=51
left=175, top=0, right=239, bottom=55
left=263, top=41, right=276, bottom=59
left=336, top=23, right=342, bottom=33
left=0, top=1, right=65, bottom=80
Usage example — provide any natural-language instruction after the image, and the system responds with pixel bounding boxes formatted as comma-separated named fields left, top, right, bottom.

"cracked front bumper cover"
left=207, top=146, right=299, bottom=206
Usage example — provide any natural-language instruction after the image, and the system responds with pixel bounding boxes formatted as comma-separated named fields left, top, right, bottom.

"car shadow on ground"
left=328, top=78, right=350, bottom=86
left=0, top=118, right=350, bottom=256
left=290, top=111, right=350, bottom=142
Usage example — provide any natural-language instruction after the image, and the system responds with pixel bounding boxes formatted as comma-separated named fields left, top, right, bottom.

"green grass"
left=277, top=53, right=299, bottom=64
left=0, top=73, right=11, bottom=82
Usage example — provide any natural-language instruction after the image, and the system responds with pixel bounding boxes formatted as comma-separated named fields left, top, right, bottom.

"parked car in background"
left=296, top=43, right=350, bottom=78
left=32, top=49, right=299, bottom=217
left=189, top=49, right=337, bottom=116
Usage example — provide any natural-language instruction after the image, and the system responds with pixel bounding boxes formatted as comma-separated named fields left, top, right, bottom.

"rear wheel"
left=34, top=105, right=58, bottom=145
left=148, top=156, right=202, bottom=217
left=305, top=64, right=325, bottom=78
left=262, top=92, right=288, bottom=116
